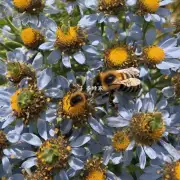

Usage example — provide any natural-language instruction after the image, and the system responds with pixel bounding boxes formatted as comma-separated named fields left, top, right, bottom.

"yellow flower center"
left=172, top=73, right=180, bottom=98
left=55, top=26, right=86, bottom=53
left=13, top=0, right=44, bottom=13
left=105, top=47, right=129, bottom=67
left=0, top=130, right=8, bottom=158
left=139, top=0, right=160, bottom=13
left=21, top=28, right=44, bottom=49
left=37, top=136, right=70, bottom=171
left=144, top=46, right=165, bottom=64
left=163, top=161, right=180, bottom=180
left=98, top=0, right=125, bottom=13
left=112, top=131, right=130, bottom=151
left=130, top=112, right=165, bottom=146
left=61, top=92, right=87, bottom=118
left=10, top=89, right=22, bottom=115
left=13, top=0, right=32, bottom=10
left=86, top=170, right=106, bottom=180
left=175, top=162, right=180, bottom=179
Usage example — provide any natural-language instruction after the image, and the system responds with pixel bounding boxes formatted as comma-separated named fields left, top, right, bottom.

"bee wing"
left=112, top=78, right=141, bottom=87
left=116, top=68, right=140, bottom=77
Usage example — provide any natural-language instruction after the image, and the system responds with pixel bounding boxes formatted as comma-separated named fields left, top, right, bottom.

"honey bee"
left=93, top=67, right=141, bottom=93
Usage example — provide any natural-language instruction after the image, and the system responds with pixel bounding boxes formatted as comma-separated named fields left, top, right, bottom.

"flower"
left=39, top=23, right=90, bottom=67
left=140, top=158, right=180, bottom=180
left=0, top=66, right=58, bottom=129
left=140, top=36, right=180, bottom=75
left=106, top=89, right=180, bottom=169
left=3, top=0, right=60, bottom=26
left=18, top=130, right=91, bottom=179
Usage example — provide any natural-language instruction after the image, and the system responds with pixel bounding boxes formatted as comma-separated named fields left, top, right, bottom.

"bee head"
left=104, top=73, right=116, bottom=85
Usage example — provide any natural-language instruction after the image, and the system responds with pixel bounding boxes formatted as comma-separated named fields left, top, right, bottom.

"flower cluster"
left=0, top=0, right=180, bottom=179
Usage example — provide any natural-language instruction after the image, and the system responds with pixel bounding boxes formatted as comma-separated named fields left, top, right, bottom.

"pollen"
left=98, top=0, right=125, bottom=14
left=84, top=157, right=106, bottom=180
left=105, top=46, right=138, bottom=68
left=60, top=91, right=88, bottom=118
left=37, top=136, right=70, bottom=171
left=112, top=131, right=130, bottom=151
left=55, top=26, right=86, bottom=53
left=163, top=161, right=180, bottom=180
left=10, top=86, right=48, bottom=124
left=86, top=170, right=106, bottom=180
left=130, top=112, right=165, bottom=146
left=21, top=28, right=44, bottom=49
left=10, top=89, right=22, bottom=114
left=139, top=0, right=160, bottom=13
left=0, top=130, right=8, bottom=158
left=172, top=73, right=180, bottom=98
left=144, top=46, right=165, bottom=64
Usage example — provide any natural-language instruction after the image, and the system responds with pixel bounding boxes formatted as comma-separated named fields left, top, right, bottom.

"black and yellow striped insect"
left=93, top=67, right=141, bottom=93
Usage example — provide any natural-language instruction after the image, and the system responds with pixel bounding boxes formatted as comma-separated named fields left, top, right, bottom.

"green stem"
left=6, top=18, right=20, bottom=35
left=0, top=42, right=12, bottom=51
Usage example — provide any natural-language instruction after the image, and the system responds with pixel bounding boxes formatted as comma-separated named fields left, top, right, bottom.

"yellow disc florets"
left=6, top=61, right=35, bottom=84
left=163, top=161, right=180, bottom=180
left=130, top=112, right=165, bottom=146
left=37, top=136, right=71, bottom=171
left=139, top=0, right=160, bottom=14
left=84, top=157, right=106, bottom=180
left=59, top=89, right=91, bottom=126
left=55, top=26, right=86, bottom=53
left=13, top=0, right=44, bottom=14
left=172, top=73, right=180, bottom=98
left=98, top=0, right=125, bottom=14
left=0, top=131, right=8, bottom=158
left=24, top=166, right=53, bottom=180
left=144, top=46, right=165, bottom=64
left=10, top=86, right=49, bottom=124
left=104, top=46, right=138, bottom=68
left=112, top=131, right=130, bottom=151
left=21, top=28, right=44, bottom=49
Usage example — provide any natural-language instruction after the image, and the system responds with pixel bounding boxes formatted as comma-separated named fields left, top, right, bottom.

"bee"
left=70, top=94, right=84, bottom=106
left=93, top=67, right=141, bottom=93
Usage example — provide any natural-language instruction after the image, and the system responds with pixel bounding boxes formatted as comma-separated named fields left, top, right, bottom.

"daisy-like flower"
left=18, top=130, right=91, bottom=179
left=0, top=65, right=59, bottom=129
left=140, top=157, right=180, bottom=180
left=79, top=0, right=127, bottom=28
left=2, top=0, right=60, bottom=26
left=127, top=0, right=172, bottom=22
left=74, top=156, right=119, bottom=180
left=106, top=89, right=180, bottom=169
left=39, top=23, right=89, bottom=68
left=0, top=48, right=44, bottom=85
left=140, top=35, right=180, bottom=75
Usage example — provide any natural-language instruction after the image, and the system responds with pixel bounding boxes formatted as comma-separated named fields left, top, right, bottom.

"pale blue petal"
left=47, top=49, right=61, bottom=64
left=21, top=157, right=37, bottom=169
left=73, top=51, right=86, bottom=64
left=37, top=118, right=48, bottom=140
left=2, top=157, right=12, bottom=175
left=145, top=28, right=156, bottom=45
left=70, top=135, right=91, bottom=147
left=144, top=146, right=157, bottom=159
left=39, top=42, right=54, bottom=50
left=68, top=157, right=84, bottom=170
left=21, top=133, right=42, bottom=146
left=103, top=146, right=113, bottom=165
left=79, top=14, right=98, bottom=28
left=62, top=54, right=71, bottom=68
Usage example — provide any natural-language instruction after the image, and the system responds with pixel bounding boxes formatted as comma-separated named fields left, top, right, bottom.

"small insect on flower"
left=93, top=67, right=141, bottom=93
left=98, top=0, right=125, bottom=14
left=10, top=84, right=49, bottom=124
left=13, top=0, right=44, bottom=14
left=58, top=84, right=94, bottom=127
left=21, top=28, right=44, bottom=49
left=6, top=61, right=36, bottom=84
left=36, top=136, right=71, bottom=172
